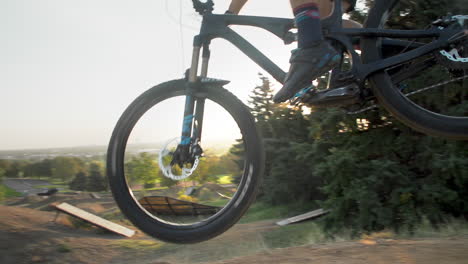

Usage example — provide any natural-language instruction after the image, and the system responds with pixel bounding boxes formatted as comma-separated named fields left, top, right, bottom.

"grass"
left=237, top=201, right=468, bottom=250
left=111, top=239, right=163, bottom=251
left=239, top=202, right=316, bottom=224
left=262, top=215, right=468, bottom=249
left=260, top=217, right=468, bottom=250
left=48, top=179, right=68, bottom=185
left=0, top=183, right=22, bottom=202
left=56, top=243, right=72, bottom=253
left=100, top=209, right=132, bottom=226
left=69, top=216, right=96, bottom=230
left=396, top=217, right=468, bottom=239
left=239, top=202, right=344, bottom=249
left=262, top=221, right=333, bottom=248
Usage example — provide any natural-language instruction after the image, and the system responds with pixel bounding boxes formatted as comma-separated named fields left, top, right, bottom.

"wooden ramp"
left=276, top=208, right=329, bottom=226
left=52, top=202, right=135, bottom=237
left=138, top=196, right=221, bottom=216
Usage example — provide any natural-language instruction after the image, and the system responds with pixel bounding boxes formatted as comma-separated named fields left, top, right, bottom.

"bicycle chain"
left=439, top=15, right=468, bottom=64
left=347, top=74, right=468, bottom=115
left=453, top=15, right=468, bottom=25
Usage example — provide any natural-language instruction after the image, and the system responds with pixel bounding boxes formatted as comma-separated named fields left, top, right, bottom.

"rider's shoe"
left=273, top=41, right=341, bottom=103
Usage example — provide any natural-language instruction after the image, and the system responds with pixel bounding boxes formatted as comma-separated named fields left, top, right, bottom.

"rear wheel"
left=362, top=0, right=468, bottom=140
left=107, top=79, right=264, bottom=243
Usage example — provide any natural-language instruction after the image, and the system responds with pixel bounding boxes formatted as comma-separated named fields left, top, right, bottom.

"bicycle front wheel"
left=107, top=79, right=264, bottom=243
left=362, top=0, right=468, bottom=140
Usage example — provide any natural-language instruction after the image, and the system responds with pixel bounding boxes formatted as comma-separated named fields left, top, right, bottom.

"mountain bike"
left=107, top=0, right=468, bottom=243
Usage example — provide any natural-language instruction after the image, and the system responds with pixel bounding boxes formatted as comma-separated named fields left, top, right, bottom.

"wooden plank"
left=53, top=202, right=135, bottom=237
left=276, top=209, right=329, bottom=226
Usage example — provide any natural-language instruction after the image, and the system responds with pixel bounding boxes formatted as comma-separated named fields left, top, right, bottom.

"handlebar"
left=192, top=0, right=214, bottom=15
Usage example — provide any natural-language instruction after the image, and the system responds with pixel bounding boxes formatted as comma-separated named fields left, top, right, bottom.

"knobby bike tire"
left=361, top=0, right=468, bottom=140
left=107, top=79, right=264, bottom=243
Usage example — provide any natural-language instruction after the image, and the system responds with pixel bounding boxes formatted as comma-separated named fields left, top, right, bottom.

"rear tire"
left=107, top=79, right=264, bottom=243
left=361, top=0, right=468, bottom=140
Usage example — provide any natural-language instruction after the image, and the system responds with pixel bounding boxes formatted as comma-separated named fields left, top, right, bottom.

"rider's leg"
left=227, top=0, right=248, bottom=14
left=319, top=1, right=363, bottom=28
left=289, top=0, right=324, bottom=48
left=273, top=0, right=341, bottom=103
left=227, top=0, right=361, bottom=28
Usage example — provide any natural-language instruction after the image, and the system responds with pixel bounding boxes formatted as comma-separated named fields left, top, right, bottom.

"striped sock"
left=294, top=3, right=323, bottom=48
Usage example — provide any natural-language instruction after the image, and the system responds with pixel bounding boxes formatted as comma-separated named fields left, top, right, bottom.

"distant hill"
left=0, top=145, right=109, bottom=160
left=0, top=140, right=234, bottom=160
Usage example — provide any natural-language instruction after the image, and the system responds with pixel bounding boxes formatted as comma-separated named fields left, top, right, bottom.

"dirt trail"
left=208, top=237, right=468, bottom=264
left=1, top=204, right=468, bottom=264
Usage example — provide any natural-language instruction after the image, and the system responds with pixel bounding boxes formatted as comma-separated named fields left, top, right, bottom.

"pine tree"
left=69, top=172, right=87, bottom=191
left=86, top=162, right=107, bottom=192
left=248, top=73, right=277, bottom=138
left=228, top=139, right=245, bottom=185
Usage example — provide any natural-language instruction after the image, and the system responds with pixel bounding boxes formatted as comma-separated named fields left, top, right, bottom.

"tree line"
left=0, top=150, right=239, bottom=193
left=0, top=157, right=109, bottom=192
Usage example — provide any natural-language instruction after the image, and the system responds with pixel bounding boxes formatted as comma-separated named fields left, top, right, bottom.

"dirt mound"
left=0, top=205, right=57, bottom=229
left=7, top=193, right=116, bottom=212
left=0, top=205, right=126, bottom=264
left=9, top=194, right=46, bottom=206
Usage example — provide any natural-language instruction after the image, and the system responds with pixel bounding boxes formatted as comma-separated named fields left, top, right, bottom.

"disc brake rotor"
left=158, top=138, right=200, bottom=181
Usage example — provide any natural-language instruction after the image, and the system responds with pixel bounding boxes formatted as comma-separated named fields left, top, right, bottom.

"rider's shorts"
left=331, top=0, right=357, bottom=13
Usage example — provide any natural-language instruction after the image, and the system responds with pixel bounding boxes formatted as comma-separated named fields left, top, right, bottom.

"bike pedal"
left=301, top=83, right=361, bottom=108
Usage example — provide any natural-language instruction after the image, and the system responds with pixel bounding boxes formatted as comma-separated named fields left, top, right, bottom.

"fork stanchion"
left=189, top=45, right=202, bottom=83
left=201, top=43, right=211, bottom=78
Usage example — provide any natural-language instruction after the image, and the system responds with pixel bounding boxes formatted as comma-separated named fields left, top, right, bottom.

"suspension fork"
left=174, top=39, right=211, bottom=165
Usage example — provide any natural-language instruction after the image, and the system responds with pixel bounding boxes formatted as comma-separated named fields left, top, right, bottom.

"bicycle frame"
left=177, top=0, right=465, bottom=159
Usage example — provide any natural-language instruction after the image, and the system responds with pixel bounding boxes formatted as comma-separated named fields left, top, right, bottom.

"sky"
left=1, top=0, right=363, bottom=151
